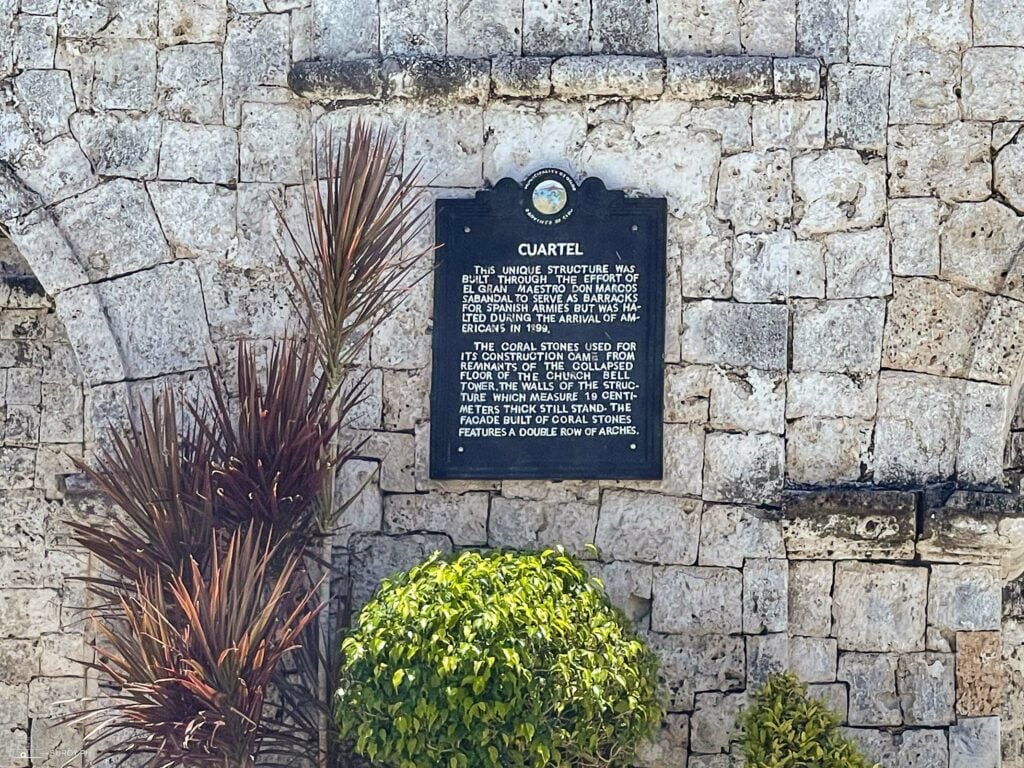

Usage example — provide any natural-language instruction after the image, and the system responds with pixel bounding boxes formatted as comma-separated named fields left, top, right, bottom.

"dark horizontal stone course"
left=289, top=54, right=821, bottom=104
left=290, top=55, right=490, bottom=104
left=783, top=488, right=918, bottom=519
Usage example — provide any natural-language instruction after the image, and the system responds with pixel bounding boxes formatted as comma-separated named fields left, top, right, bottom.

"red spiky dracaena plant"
left=72, top=527, right=322, bottom=768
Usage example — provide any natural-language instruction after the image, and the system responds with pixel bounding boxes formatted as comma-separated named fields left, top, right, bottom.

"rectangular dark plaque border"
left=429, top=175, right=666, bottom=480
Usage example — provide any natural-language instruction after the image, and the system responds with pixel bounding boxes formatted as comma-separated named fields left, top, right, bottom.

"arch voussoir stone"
left=1, top=164, right=127, bottom=386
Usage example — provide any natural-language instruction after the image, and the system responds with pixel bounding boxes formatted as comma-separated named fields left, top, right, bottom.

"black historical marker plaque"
left=429, top=169, right=666, bottom=480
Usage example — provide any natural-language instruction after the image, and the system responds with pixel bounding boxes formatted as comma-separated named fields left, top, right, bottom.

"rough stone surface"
left=888, top=122, right=992, bottom=202
left=792, top=150, right=886, bottom=236
left=956, top=631, right=1003, bottom=717
left=833, top=563, right=928, bottom=652
left=826, top=64, right=889, bottom=150
left=596, top=491, right=700, bottom=564
left=838, top=652, right=901, bottom=726
left=949, top=717, right=1001, bottom=768
left=897, top=653, right=956, bottom=725
left=680, top=301, right=788, bottom=370
left=715, top=150, right=792, bottom=234
left=652, top=566, right=742, bottom=635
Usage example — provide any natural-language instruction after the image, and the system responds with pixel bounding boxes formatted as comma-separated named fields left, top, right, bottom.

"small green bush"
left=739, top=673, right=878, bottom=768
left=335, top=548, right=662, bottom=768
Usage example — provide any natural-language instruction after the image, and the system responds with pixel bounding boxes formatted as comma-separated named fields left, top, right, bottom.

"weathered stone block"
left=715, top=150, right=792, bottom=235
left=791, top=299, right=885, bottom=373
left=680, top=301, right=788, bottom=370
left=786, top=371, right=877, bottom=419
left=889, top=41, right=960, bottom=125
left=698, top=504, right=785, bottom=568
left=590, top=0, right=658, bottom=53
left=53, top=179, right=170, bottom=281
left=92, top=40, right=157, bottom=111
left=588, top=560, right=653, bottom=622
left=733, top=229, right=824, bottom=301
left=97, top=261, right=212, bottom=378
left=956, top=631, right=1003, bottom=717
left=790, top=636, right=837, bottom=683
left=15, top=136, right=97, bottom=206
left=880, top=277, right=988, bottom=378
left=381, top=0, right=446, bottom=55
left=14, top=14, right=56, bottom=70
left=797, top=0, right=848, bottom=62
left=703, top=432, right=783, bottom=506
left=971, top=297, right=1024, bottom=385
left=311, top=0, right=378, bottom=57
left=833, top=563, right=927, bottom=652
left=488, top=498, right=597, bottom=555
left=658, top=0, right=741, bottom=56
left=956, top=381, right=1011, bottom=486
left=949, top=717, right=1000, bottom=768
left=792, top=150, right=886, bottom=237
left=149, top=181, right=235, bottom=257
left=963, top=47, right=1024, bottom=121
left=838, top=652, right=901, bottom=726
left=665, top=56, right=772, bottom=100
left=747, top=633, right=790, bottom=687
left=785, top=417, right=873, bottom=484
left=551, top=55, right=664, bottom=98
left=159, top=0, right=226, bottom=43
left=743, top=558, right=787, bottom=633
left=928, top=565, right=1001, bottom=633
left=240, top=103, right=311, bottom=185
left=873, top=371, right=961, bottom=483
left=691, top=692, right=747, bottom=753
left=751, top=101, right=826, bottom=151
left=823, top=228, right=891, bottom=299
left=788, top=559, right=834, bottom=636
left=889, top=198, right=944, bottom=276
left=72, top=112, right=161, bottom=178
left=897, top=653, right=956, bottom=726
left=596, top=490, right=700, bottom=564
left=782, top=489, right=917, bottom=560
left=402, top=104, right=483, bottom=187
left=674, top=211, right=732, bottom=299
left=491, top=56, right=552, bottom=97
left=448, top=0, right=521, bottom=55
left=647, top=632, right=745, bottom=711
left=826, top=64, right=889, bottom=151
left=223, top=14, right=291, bottom=122
left=709, top=368, right=785, bottom=434
left=651, top=565, right=742, bottom=635
left=157, top=43, right=223, bottom=123
left=942, top=199, right=1024, bottom=293
left=888, top=122, right=992, bottom=202
left=844, top=727, right=950, bottom=768
left=14, top=70, right=74, bottom=144
left=774, top=58, right=820, bottom=98
left=664, top=364, right=710, bottom=424
left=974, top=0, right=1024, bottom=45
left=383, top=492, right=488, bottom=545
left=739, top=0, right=796, bottom=53
left=523, top=0, right=589, bottom=54
left=483, top=101, right=586, bottom=182
left=160, top=121, right=238, bottom=184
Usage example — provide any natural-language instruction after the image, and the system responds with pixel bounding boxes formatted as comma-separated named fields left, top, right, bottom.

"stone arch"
left=0, top=163, right=127, bottom=386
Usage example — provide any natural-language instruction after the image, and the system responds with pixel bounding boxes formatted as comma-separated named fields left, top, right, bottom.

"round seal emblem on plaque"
left=524, top=168, right=578, bottom=225
left=531, top=180, right=568, bottom=215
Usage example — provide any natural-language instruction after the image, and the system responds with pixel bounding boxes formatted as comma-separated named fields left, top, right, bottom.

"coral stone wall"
left=6, top=0, right=1024, bottom=765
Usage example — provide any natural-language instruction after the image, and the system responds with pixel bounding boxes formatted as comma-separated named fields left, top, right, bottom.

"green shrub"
left=335, top=548, right=662, bottom=768
left=739, top=673, right=878, bottom=768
